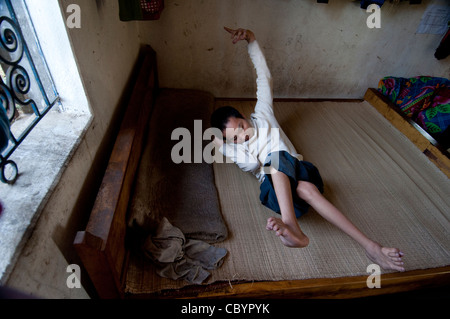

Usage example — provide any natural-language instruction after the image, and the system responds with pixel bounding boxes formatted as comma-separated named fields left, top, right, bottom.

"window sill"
left=0, top=109, right=92, bottom=284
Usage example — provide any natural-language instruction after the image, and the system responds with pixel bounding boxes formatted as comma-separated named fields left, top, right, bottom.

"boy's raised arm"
left=224, top=27, right=273, bottom=116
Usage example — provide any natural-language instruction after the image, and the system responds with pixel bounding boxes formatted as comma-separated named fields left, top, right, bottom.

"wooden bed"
left=74, top=47, right=450, bottom=299
left=364, top=88, right=450, bottom=179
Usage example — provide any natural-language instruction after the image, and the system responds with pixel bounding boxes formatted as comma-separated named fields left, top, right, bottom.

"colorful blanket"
left=378, top=76, right=450, bottom=144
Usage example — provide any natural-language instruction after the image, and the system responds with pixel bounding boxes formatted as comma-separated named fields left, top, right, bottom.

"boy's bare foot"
left=365, top=242, right=405, bottom=272
left=266, top=217, right=309, bottom=248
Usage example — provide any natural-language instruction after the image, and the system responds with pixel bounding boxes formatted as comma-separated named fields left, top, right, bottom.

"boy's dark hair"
left=210, top=106, right=244, bottom=132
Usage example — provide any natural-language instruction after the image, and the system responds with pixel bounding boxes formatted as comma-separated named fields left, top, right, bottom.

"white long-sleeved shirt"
left=219, top=40, right=303, bottom=182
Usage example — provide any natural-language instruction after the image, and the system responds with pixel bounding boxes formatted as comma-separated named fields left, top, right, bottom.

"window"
left=0, top=0, right=61, bottom=184
left=0, top=0, right=91, bottom=284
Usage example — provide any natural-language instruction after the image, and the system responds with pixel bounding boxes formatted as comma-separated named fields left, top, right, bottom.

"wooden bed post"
left=74, top=45, right=158, bottom=299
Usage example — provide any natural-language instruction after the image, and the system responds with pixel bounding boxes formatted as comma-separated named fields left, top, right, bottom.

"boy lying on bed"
left=211, top=27, right=405, bottom=272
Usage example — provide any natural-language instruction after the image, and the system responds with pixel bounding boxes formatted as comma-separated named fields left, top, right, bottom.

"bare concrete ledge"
left=0, top=109, right=91, bottom=284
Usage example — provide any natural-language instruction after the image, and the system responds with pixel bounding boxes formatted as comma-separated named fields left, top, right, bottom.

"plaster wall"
left=139, top=0, right=449, bottom=99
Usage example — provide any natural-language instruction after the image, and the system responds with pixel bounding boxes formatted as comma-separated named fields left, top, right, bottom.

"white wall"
left=25, top=0, right=89, bottom=114
left=139, top=0, right=449, bottom=99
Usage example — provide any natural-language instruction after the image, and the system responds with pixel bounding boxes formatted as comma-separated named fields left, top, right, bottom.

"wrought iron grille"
left=0, top=0, right=60, bottom=184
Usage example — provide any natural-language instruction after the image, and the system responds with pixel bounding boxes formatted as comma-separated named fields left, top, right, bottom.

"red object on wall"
left=140, top=0, right=164, bottom=20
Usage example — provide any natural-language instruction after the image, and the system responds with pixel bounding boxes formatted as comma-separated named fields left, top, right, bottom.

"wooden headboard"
left=73, top=46, right=158, bottom=298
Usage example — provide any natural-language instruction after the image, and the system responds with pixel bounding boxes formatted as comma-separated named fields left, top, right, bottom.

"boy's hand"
left=224, top=27, right=255, bottom=44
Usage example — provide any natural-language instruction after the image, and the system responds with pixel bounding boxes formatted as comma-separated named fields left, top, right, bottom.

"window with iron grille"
left=0, top=0, right=91, bottom=285
left=0, top=0, right=60, bottom=184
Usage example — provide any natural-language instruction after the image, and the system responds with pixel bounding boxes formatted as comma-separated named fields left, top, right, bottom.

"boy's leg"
left=265, top=170, right=309, bottom=248
left=296, top=181, right=405, bottom=272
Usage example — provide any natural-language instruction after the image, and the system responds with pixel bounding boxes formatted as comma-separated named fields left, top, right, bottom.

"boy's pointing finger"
left=224, top=26, right=235, bottom=34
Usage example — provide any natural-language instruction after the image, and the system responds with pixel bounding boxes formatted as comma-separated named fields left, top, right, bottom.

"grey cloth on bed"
left=144, top=217, right=228, bottom=284
left=127, top=89, right=228, bottom=243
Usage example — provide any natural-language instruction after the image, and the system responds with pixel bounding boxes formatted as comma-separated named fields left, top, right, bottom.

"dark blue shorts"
left=259, top=151, right=324, bottom=218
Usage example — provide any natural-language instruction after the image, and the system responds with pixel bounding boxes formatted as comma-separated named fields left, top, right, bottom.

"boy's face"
left=223, top=116, right=255, bottom=144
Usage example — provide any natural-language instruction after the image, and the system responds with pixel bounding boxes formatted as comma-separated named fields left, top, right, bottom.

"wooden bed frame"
left=364, top=88, right=450, bottom=179
left=74, top=47, right=450, bottom=299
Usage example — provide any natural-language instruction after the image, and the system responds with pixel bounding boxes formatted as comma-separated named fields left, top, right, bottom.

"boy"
left=211, top=27, right=405, bottom=272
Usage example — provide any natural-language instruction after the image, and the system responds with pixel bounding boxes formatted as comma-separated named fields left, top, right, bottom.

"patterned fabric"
left=378, top=76, right=450, bottom=141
